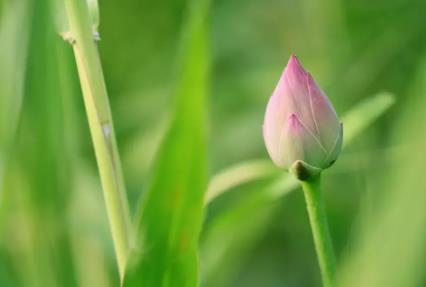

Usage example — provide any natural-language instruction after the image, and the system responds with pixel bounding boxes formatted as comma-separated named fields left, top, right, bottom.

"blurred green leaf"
left=341, top=92, right=395, bottom=144
left=201, top=92, right=395, bottom=287
left=205, top=161, right=278, bottom=203
left=0, top=1, right=79, bottom=286
left=337, top=58, right=426, bottom=287
left=201, top=176, right=297, bottom=287
left=123, top=0, right=211, bottom=286
left=0, top=0, right=29, bottom=194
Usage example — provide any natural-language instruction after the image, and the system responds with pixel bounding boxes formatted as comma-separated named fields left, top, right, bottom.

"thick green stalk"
left=301, top=176, right=336, bottom=287
left=64, top=0, right=131, bottom=279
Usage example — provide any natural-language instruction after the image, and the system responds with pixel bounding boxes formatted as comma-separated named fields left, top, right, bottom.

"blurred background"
left=1, top=0, right=426, bottom=286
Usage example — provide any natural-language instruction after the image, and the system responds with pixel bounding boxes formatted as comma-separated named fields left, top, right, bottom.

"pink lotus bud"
left=263, top=55, right=342, bottom=179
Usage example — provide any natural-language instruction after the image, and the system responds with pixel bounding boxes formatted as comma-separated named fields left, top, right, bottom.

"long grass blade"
left=123, top=0, right=211, bottom=286
left=64, top=0, right=131, bottom=278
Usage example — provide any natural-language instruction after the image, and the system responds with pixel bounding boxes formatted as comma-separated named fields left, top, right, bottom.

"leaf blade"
left=123, top=1, right=211, bottom=286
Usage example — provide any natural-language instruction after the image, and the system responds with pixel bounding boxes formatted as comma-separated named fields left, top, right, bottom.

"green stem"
left=64, top=0, right=131, bottom=279
left=301, top=176, right=336, bottom=287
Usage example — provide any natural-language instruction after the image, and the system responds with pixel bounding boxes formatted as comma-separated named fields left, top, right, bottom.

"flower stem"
left=301, top=176, right=336, bottom=287
left=64, top=0, right=131, bottom=279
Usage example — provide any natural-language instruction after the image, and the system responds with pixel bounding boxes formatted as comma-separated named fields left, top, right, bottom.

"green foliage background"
left=0, top=0, right=425, bottom=286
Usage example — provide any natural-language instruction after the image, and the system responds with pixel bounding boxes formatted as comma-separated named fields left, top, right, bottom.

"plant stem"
left=64, top=0, right=131, bottom=279
left=301, top=176, right=336, bottom=287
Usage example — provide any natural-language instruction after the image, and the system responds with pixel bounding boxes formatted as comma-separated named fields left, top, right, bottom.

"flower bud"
left=263, top=55, right=342, bottom=179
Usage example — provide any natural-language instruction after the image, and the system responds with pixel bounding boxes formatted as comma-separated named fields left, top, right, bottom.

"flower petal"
left=278, top=114, right=327, bottom=169
left=277, top=55, right=319, bottom=137
left=306, top=73, right=340, bottom=151
left=263, top=55, right=342, bottom=171
left=321, top=123, right=343, bottom=168
left=263, top=92, right=287, bottom=164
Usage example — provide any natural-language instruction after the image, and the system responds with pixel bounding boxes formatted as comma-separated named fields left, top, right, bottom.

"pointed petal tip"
left=287, top=113, right=306, bottom=133
left=288, top=112, right=302, bottom=121
left=287, top=54, right=306, bottom=74
left=289, top=54, right=300, bottom=62
left=283, top=54, right=309, bottom=88
left=287, top=113, right=299, bottom=126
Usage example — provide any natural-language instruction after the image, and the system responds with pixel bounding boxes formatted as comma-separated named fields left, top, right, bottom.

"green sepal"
left=290, top=160, right=322, bottom=181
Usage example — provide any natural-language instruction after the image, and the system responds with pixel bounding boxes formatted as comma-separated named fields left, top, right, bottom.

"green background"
left=0, top=0, right=425, bottom=286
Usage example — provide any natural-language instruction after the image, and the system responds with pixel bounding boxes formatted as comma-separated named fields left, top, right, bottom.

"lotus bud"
left=263, top=55, right=342, bottom=180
